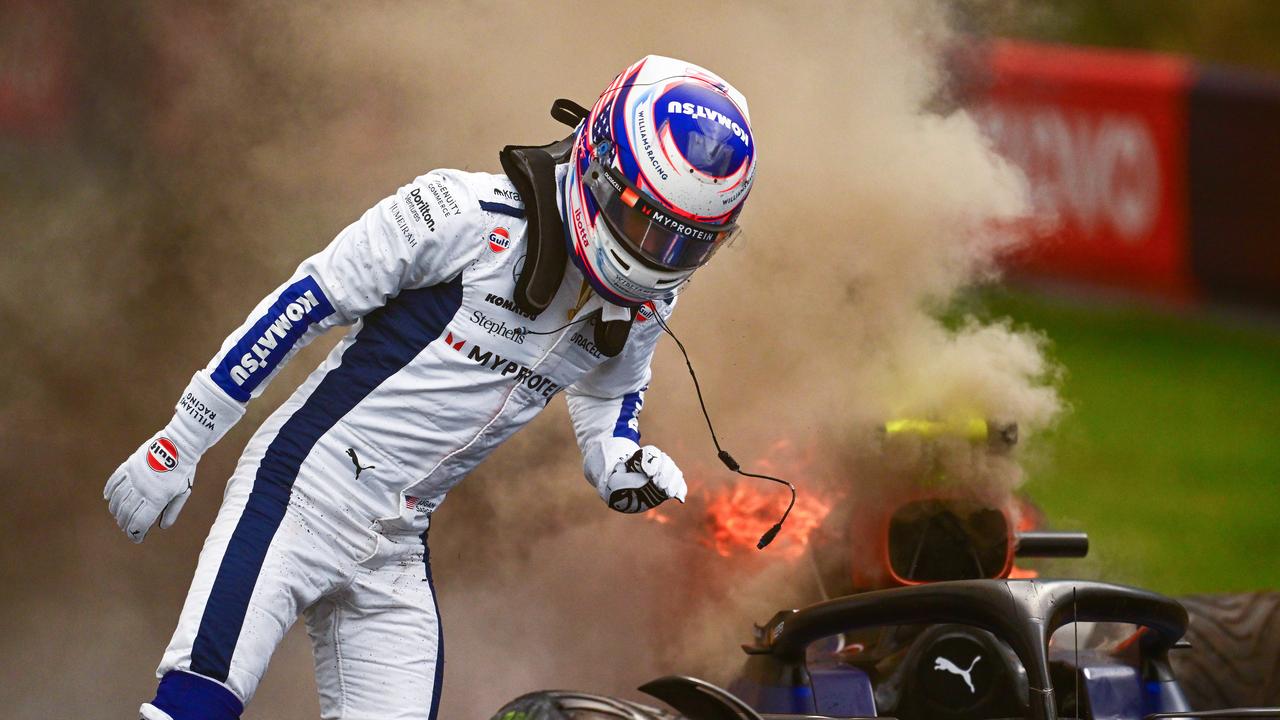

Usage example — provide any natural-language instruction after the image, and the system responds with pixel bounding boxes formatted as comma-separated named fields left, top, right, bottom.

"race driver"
left=104, top=55, right=757, bottom=720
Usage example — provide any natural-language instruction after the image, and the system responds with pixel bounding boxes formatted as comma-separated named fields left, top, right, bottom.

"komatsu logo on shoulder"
left=211, top=276, right=335, bottom=402
left=484, top=292, right=539, bottom=320
left=666, top=100, right=750, bottom=148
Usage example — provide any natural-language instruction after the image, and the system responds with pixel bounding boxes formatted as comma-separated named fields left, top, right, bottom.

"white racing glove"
left=600, top=438, right=687, bottom=514
left=105, top=373, right=244, bottom=542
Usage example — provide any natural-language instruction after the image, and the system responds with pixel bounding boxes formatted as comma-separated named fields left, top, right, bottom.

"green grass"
left=973, top=289, right=1280, bottom=595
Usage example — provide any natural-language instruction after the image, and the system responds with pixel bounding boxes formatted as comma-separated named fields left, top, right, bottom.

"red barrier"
left=968, top=41, right=1196, bottom=299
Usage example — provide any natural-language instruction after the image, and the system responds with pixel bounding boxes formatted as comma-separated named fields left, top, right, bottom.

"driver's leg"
left=143, top=461, right=362, bottom=719
left=305, top=529, right=443, bottom=719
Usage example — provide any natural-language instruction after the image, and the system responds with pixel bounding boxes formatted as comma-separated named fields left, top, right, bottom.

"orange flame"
left=702, top=481, right=832, bottom=559
left=643, top=438, right=835, bottom=559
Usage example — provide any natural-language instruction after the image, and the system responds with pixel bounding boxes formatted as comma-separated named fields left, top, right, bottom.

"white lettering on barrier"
left=975, top=102, right=1160, bottom=243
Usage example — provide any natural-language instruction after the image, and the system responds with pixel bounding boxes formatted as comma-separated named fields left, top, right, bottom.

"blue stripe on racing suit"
left=152, top=669, right=244, bottom=720
left=190, top=277, right=464, bottom=682
left=611, top=388, right=645, bottom=442
left=421, top=529, right=445, bottom=720
left=210, top=276, right=336, bottom=402
left=477, top=199, right=524, bottom=218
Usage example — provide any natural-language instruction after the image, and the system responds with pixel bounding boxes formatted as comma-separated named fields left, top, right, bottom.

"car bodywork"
left=490, top=420, right=1279, bottom=720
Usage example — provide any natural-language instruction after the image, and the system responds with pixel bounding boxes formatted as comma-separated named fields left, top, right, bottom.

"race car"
left=490, top=420, right=1279, bottom=720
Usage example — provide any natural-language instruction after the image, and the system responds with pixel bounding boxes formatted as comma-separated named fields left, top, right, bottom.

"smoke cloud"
left=1, top=1, right=1060, bottom=717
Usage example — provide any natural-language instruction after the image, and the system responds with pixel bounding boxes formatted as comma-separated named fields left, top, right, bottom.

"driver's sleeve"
left=194, top=170, right=480, bottom=416
left=565, top=297, right=677, bottom=501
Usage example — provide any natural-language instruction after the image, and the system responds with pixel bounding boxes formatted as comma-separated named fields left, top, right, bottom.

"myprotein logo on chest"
left=467, top=343, right=563, bottom=401
left=442, top=332, right=565, bottom=402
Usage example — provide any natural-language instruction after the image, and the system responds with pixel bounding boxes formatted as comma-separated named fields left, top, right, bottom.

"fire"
left=641, top=438, right=835, bottom=559
left=703, top=481, right=832, bottom=559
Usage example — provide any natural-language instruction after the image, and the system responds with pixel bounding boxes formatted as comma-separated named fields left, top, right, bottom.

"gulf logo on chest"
left=488, top=227, right=510, bottom=253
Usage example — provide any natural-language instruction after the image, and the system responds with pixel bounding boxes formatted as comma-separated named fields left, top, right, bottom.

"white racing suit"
left=146, top=166, right=675, bottom=719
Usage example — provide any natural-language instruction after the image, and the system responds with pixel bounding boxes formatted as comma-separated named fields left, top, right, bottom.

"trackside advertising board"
left=966, top=40, right=1196, bottom=299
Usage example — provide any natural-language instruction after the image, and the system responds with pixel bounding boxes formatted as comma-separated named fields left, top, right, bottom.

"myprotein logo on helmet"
left=147, top=437, right=179, bottom=473
left=488, top=227, right=510, bottom=253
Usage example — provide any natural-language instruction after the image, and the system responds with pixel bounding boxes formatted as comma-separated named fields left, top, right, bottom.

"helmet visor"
left=583, top=160, right=739, bottom=271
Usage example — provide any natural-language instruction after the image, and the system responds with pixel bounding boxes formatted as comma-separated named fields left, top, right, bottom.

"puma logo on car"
left=346, top=448, right=375, bottom=479
left=934, top=655, right=981, bottom=694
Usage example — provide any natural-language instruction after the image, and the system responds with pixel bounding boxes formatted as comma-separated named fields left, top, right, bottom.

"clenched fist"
left=603, top=444, right=687, bottom=514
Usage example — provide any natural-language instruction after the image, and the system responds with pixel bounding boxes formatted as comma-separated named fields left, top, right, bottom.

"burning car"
left=490, top=419, right=1279, bottom=720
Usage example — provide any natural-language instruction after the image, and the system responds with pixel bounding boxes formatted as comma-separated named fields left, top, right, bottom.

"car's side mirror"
left=1015, top=531, right=1089, bottom=558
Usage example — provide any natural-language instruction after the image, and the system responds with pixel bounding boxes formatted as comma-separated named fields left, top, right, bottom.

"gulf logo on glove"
left=147, top=437, right=179, bottom=473
left=488, top=227, right=510, bottom=253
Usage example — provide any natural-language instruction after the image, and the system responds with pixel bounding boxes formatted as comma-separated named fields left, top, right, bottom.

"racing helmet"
left=564, top=55, right=758, bottom=306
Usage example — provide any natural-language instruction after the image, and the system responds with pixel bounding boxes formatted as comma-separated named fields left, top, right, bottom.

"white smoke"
left=0, top=2, right=1061, bottom=717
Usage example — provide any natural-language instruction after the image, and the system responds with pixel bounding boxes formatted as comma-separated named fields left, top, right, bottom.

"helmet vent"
left=608, top=248, right=632, bottom=271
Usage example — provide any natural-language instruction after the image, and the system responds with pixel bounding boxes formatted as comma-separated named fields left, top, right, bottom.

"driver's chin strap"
left=499, top=98, right=633, bottom=358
